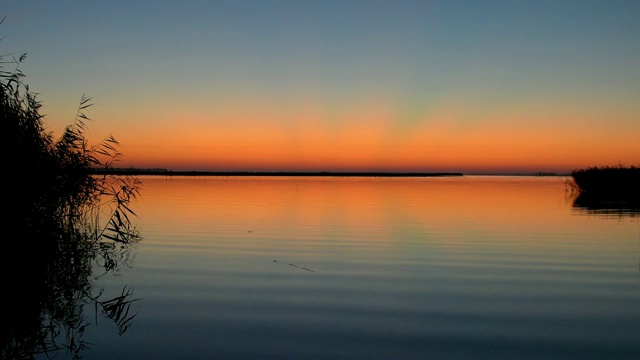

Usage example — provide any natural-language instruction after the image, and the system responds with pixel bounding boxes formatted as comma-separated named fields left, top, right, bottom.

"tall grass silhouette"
left=568, top=165, right=640, bottom=215
left=570, top=165, right=639, bottom=197
left=1, top=17, right=142, bottom=359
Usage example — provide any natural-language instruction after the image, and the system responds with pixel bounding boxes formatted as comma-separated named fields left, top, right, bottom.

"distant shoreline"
left=91, top=168, right=465, bottom=177
left=90, top=168, right=567, bottom=177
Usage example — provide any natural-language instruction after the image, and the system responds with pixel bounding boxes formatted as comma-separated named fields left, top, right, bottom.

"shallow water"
left=80, top=176, right=639, bottom=359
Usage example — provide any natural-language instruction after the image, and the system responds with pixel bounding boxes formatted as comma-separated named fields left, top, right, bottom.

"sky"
left=3, top=0, right=639, bottom=173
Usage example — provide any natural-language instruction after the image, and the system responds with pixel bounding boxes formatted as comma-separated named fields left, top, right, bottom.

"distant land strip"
left=90, top=168, right=465, bottom=177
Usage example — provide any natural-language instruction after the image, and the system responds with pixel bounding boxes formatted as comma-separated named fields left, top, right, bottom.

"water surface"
left=83, top=176, right=640, bottom=359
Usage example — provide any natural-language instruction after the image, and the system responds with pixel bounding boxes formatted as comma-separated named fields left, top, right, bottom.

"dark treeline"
left=90, top=167, right=465, bottom=177
left=570, top=165, right=639, bottom=197
left=569, top=165, right=640, bottom=214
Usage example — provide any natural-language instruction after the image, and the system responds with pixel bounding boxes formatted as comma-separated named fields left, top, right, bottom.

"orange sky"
left=6, top=1, right=640, bottom=173
left=101, top=96, right=639, bottom=173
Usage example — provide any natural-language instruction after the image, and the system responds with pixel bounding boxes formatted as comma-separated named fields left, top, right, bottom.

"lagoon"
left=67, top=175, right=640, bottom=359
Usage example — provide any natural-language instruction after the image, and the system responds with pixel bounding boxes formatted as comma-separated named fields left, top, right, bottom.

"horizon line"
left=91, top=167, right=568, bottom=177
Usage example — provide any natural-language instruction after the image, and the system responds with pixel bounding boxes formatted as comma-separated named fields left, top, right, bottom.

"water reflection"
left=1, top=233, right=140, bottom=359
left=0, top=176, right=142, bottom=360
left=129, top=175, right=640, bottom=359
left=571, top=191, right=640, bottom=217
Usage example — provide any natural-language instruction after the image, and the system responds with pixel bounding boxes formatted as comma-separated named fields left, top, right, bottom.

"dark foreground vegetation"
left=1, top=20, right=142, bottom=359
left=570, top=165, right=639, bottom=196
left=569, top=165, right=640, bottom=214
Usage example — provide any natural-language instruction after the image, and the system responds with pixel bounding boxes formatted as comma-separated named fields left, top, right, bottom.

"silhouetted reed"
left=570, top=165, right=639, bottom=197
left=569, top=165, right=640, bottom=215
left=1, top=20, right=141, bottom=359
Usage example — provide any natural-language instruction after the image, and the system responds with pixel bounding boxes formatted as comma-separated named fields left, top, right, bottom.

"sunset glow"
left=4, top=1, right=639, bottom=173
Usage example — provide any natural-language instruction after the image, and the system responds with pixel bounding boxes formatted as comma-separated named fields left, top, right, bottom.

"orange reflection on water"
left=131, top=175, right=639, bottom=268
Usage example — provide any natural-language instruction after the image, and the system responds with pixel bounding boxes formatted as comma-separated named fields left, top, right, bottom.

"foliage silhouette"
left=1, top=18, right=142, bottom=359
left=569, top=165, right=640, bottom=216
left=570, top=165, right=639, bottom=197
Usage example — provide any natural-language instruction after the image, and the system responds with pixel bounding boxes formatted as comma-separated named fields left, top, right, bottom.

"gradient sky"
left=3, top=0, right=639, bottom=173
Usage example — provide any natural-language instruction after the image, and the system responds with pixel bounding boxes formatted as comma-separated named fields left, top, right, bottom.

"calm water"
left=77, top=176, right=639, bottom=359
